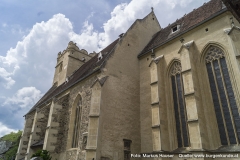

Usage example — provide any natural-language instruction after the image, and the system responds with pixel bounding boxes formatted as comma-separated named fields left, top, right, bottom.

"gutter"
left=138, top=8, right=228, bottom=58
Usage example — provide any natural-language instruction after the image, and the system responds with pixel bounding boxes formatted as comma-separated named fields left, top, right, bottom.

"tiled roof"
left=138, top=0, right=225, bottom=58
left=26, top=38, right=119, bottom=115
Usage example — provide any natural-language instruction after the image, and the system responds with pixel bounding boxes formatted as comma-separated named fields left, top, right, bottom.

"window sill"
left=206, top=145, right=240, bottom=153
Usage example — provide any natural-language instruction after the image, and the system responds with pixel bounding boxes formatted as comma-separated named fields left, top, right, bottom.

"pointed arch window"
left=72, top=96, right=82, bottom=148
left=170, top=62, right=190, bottom=147
left=205, top=46, right=240, bottom=145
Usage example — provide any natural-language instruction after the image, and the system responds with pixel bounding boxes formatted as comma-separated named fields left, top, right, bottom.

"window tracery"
left=171, top=62, right=182, bottom=76
left=205, top=46, right=225, bottom=63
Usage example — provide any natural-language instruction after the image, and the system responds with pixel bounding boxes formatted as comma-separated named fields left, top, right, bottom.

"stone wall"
left=96, top=11, right=161, bottom=160
left=139, top=11, right=240, bottom=156
left=54, top=95, right=70, bottom=153
left=61, top=75, right=97, bottom=160
left=37, top=104, right=50, bottom=142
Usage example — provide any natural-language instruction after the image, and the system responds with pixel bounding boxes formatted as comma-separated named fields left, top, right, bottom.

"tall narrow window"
left=170, top=62, right=189, bottom=147
left=72, top=96, right=82, bottom=148
left=205, top=46, right=240, bottom=145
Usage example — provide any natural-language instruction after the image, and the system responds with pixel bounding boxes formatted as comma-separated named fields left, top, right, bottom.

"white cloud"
left=0, top=0, right=197, bottom=90
left=4, top=87, right=43, bottom=108
left=0, top=67, right=18, bottom=89
left=2, top=23, right=7, bottom=27
left=0, top=122, right=17, bottom=137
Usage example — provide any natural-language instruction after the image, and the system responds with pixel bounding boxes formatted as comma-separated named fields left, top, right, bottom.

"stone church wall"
left=139, top=11, right=240, bottom=156
left=60, top=74, right=98, bottom=160
left=96, top=11, right=161, bottom=159
left=37, top=104, right=50, bottom=142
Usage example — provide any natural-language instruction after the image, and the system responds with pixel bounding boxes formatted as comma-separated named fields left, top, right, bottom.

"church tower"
left=52, top=41, right=95, bottom=86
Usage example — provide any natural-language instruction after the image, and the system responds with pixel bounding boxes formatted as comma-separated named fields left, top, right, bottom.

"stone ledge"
left=187, top=119, right=198, bottom=123
left=184, top=92, right=194, bottom=97
left=171, top=147, right=191, bottom=154
left=151, top=102, right=159, bottom=106
left=189, top=148, right=206, bottom=152
left=150, top=81, right=158, bottom=85
left=181, top=68, right=191, bottom=74
left=151, top=125, right=160, bottom=128
left=206, top=145, right=240, bottom=153
left=89, top=114, right=100, bottom=118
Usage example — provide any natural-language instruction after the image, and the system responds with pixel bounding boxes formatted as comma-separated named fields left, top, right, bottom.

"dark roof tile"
left=138, top=0, right=224, bottom=57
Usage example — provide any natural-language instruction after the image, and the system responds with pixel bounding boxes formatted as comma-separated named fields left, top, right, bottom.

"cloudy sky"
left=0, top=0, right=210, bottom=137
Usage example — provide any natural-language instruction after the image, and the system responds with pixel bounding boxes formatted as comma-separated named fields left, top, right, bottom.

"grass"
left=0, top=130, right=22, bottom=142
left=0, top=130, right=22, bottom=160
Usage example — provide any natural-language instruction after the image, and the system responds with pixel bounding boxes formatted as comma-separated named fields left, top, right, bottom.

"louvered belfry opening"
left=170, top=62, right=190, bottom=148
left=205, top=46, right=240, bottom=145
left=72, top=96, right=82, bottom=148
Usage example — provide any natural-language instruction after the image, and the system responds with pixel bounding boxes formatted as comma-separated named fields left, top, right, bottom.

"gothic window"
left=170, top=62, right=189, bottom=148
left=72, top=96, right=82, bottom=148
left=205, top=46, right=240, bottom=145
left=123, top=139, right=131, bottom=160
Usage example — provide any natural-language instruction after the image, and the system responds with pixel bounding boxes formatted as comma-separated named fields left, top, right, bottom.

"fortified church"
left=16, top=0, right=240, bottom=159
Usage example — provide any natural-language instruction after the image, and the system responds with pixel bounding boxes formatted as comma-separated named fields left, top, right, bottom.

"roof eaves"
left=138, top=8, right=228, bottom=58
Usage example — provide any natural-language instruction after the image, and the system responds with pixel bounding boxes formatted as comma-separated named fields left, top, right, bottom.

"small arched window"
left=72, top=96, right=82, bottom=148
left=205, top=46, right=240, bottom=145
left=170, top=62, right=189, bottom=148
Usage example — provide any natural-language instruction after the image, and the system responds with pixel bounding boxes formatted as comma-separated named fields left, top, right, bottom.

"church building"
left=16, top=0, right=240, bottom=159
